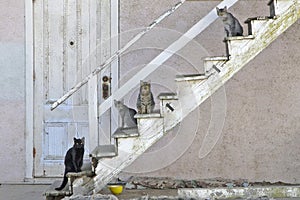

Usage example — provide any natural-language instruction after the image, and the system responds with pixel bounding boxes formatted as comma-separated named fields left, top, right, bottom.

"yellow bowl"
left=108, top=185, right=123, bottom=195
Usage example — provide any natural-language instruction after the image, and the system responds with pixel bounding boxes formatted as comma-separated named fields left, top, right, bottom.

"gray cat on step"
left=137, top=81, right=155, bottom=114
left=114, top=100, right=137, bottom=128
left=216, top=6, right=243, bottom=37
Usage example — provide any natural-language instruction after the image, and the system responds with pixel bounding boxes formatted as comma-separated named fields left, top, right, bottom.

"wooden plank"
left=48, top=0, right=64, bottom=100
left=44, top=123, right=68, bottom=160
left=76, top=0, right=83, bottom=104
left=80, top=0, right=90, bottom=104
left=98, top=0, right=112, bottom=145
left=110, top=0, right=119, bottom=135
left=33, top=0, right=46, bottom=177
left=44, top=105, right=88, bottom=122
left=66, top=0, right=78, bottom=105
left=88, top=0, right=99, bottom=151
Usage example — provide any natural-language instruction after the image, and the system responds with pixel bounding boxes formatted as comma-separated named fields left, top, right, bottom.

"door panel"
left=33, top=0, right=117, bottom=177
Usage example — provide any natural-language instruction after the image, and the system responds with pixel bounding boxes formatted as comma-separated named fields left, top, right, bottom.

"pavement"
left=1, top=184, right=300, bottom=200
left=0, top=183, right=49, bottom=200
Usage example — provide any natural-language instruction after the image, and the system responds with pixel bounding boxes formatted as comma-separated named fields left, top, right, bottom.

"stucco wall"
left=0, top=0, right=25, bottom=182
left=120, top=0, right=300, bottom=183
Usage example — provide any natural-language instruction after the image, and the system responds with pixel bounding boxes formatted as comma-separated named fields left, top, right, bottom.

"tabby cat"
left=216, top=6, right=243, bottom=37
left=55, top=137, right=85, bottom=191
left=136, top=81, right=155, bottom=114
left=114, top=100, right=137, bottom=128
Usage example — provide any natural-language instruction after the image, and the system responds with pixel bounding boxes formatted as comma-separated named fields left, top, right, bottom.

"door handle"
left=102, top=76, right=111, bottom=99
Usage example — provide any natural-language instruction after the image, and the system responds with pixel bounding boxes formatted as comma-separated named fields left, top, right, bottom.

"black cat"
left=55, top=137, right=85, bottom=191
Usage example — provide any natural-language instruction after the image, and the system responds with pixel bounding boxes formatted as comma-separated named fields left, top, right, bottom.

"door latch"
left=102, top=76, right=111, bottom=99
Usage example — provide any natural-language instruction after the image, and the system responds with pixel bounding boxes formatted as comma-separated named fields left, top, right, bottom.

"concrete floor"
left=0, top=184, right=49, bottom=200
left=1, top=184, right=300, bottom=200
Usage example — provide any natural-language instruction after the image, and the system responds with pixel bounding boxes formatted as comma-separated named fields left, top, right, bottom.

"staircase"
left=45, top=0, right=300, bottom=198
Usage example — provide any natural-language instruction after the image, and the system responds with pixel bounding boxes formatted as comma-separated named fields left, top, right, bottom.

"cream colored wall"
left=120, top=0, right=300, bottom=183
left=0, top=0, right=25, bottom=182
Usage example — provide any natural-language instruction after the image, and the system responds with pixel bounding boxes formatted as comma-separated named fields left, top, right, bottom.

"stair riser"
left=225, top=39, right=253, bottom=58
left=247, top=19, right=270, bottom=36
left=160, top=99, right=182, bottom=130
left=269, top=0, right=295, bottom=17
left=204, top=60, right=227, bottom=76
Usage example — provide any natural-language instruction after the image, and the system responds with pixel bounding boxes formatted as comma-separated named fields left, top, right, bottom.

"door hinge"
left=33, top=147, right=36, bottom=158
left=33, top=70, right=36, bottom=81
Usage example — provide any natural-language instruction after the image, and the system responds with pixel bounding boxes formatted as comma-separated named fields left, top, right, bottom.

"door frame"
left=25, top=0, right=34, bottom=180
left=25, top=0, right=119, bottom=180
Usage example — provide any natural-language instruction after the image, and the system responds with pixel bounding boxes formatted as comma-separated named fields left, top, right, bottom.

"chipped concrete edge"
left=178, top=186, right=300, bottom=199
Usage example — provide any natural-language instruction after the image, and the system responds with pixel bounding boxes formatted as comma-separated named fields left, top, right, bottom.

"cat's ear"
left=216, top=7, right=220, bottom=14
left=73, top=137, right=76, bottom=142
left=81, top=137, right=85, bottom=144
left=224, top=6, right=227, bottom=12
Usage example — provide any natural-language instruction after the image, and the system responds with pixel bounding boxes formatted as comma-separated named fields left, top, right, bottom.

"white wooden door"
left=33, top=0, right=118, bottom=177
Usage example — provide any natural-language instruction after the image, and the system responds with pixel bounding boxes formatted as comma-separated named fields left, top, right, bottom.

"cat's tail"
left=55, top=173, right=68, bottom=191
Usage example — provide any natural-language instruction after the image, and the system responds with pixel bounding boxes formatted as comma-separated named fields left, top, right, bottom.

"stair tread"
left=112, top=127, right=139, bottom=138
left=245, top=16, right=272, bottom=23
left=175, top=74, right=208, bottom=82
left=45, top=190, right=72, bottom=197
left=44, top=180, right=72, bottom=197
left=134, top=112, right=161, bottom=119
left=90, top=145, right=117, bottom=158
left=66, top=170, right=94, bottom=178
left=225, top=35, right=255, bottom=41
left=203, top=56, right=228, bottom=62
left=158, top=92, right=178, bottom=100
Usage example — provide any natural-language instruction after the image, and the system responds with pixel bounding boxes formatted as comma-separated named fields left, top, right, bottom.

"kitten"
left=216, top=6, right=243, bottom=37
left=55, top=137, right=85, bottom=191
left=137, top=81, right=155, bottom=114
left=114, top=100, right=137, bottom=128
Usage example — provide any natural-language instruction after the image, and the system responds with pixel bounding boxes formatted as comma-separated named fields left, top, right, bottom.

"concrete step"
left=268, top=0, right=293, bottom=18
left=158, top=93, right=178, bottom=117
left=112, top=127, right=139, bottom=139
left=134, top=112, right=161, bottom=119
left=203, top=56, right=228, bottom=76
left=179, top=186, right=300, bottom=199
left=245, top=16, right=274, bottom=35
left=224, top=35, right=255, bottom=58
left=44, top=180, right=72, bottom=200
left=89, top=145, right=117, bottom=159
left=158, top=92, right=178, bottom=100
left=66, top=170, right=95, bottom=178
